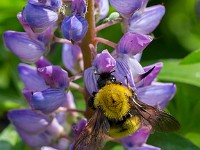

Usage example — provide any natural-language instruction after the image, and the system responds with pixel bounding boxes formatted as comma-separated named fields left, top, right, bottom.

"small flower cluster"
left=3, top=0, right=175, bottom=150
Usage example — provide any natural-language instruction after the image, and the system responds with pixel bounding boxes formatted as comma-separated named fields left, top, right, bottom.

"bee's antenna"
left=110, top=69, right=115, bottom=74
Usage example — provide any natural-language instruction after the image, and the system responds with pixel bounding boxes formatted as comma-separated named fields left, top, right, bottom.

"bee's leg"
left=88, top=92, right=97, bottom=110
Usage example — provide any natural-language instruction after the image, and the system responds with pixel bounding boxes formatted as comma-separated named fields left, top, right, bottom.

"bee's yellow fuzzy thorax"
left=94, top=83, right=132, bottom=120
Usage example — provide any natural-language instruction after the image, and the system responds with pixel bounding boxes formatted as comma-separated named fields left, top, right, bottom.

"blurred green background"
left=1, top=0, right=200, bottom=149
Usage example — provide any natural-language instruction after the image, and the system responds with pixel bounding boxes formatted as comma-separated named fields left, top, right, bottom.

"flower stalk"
left=80, top=0, right=97, bottom=119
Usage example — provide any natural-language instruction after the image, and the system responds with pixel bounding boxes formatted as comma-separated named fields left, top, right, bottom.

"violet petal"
left=92, top=50, right=116, bottom=73
left=128, top=5, right=165, bottom=34
left=22, top=3, right=58, bottom=29
left=117, top=32, right=153, bottom=55
left=37, top=66, right=69, bottom=89
left=18, top=63, right=49, bottom=92
left=62, top=43, right=82, bottom=74
left=30, top=88, right=66, bottom=113
left=16, top=128, right=53, bottom=147
left=3, top=31, right=45, bottom=63
left=109, top=0, right=142, bottom=15
left=137, top=82, right=176, bottom=109
left=84, top=67, right=98, bottom=95
left=61, top=15, right=88, bottom=42
left=142, top=62, right=163, bottom=86
left=122, top=126, right=151, bottom=148
left=8, top=108, right=51, bottom=134
left=35, top=56, right=52, bottom=68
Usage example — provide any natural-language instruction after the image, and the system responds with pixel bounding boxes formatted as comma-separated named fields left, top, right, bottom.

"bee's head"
left=97, top=71, right=116, bottom=89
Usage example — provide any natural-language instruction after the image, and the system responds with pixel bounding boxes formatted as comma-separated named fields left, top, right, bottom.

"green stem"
left=80, top=0, right=96, bottom=119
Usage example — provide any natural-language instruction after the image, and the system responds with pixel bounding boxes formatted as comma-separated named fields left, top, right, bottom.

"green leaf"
left=103, top=141, right=123, bottom=150
left=166, top=83, right=200, bottom=146
left=0, top=95, right=23, bottom=116
left=158, top=59, right=200, bottom=87
left=180, top=49, right=200, bottom=64
left=185, top=132, right=200, bottom=148
left=0, top=125, right=30, bottom=150
left=148, top=132, right=200, bottom=150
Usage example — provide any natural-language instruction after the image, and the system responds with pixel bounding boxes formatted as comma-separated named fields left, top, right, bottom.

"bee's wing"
left=129, top=97, right=180, bottom=132
left=73, top=108, right=110, bottom=150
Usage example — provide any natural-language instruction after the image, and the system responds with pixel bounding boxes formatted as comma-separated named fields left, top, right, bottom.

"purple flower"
left=61, top=15, right=88, bottom=42
left=18, top=63, right=49, bottom=92
left=72, top=118, right=87, bottom=137
left=37, top=65, right=69, bottom=88
left=28, top=0, right=62, bottom=9
left=95, top=0, right=109, bottom=22
left=109, top=0, right=142, bottom=16
left=122, top=126, right=161, bottom=150
left=137, top=82, right=176, bottom=109
left=92, top=50, right=116, bottom=73
left=8, top=109, right=52, bottom=134
left=17, top=12, right=54, bottom=46
left=8, top=109, right=54, bottom=147
left=22, top=3, right=58, bottom=30
left=62, top=43, right=83, bottom=74
left=3, top=31, right=46, bottom=63
left=70, top=0, right=86, bottom=15
left=117, top=32, right=153, bottom=55
left=18, top=63, right=69, bottom=113
left=128, top=5, right=165, bottom=34
left=41, top=147, right=58, bottom=150
left=84, top=67, right=99, bottom=95
left=142, top=62, right=163, bottom=86
left=16, top=129, right=54, bottom=147
left=35, top=56, right=52, bottom=68
left=30, top=88, right=67, bottom=114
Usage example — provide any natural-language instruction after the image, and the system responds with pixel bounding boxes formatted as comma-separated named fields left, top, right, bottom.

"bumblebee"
left=73, top=72, right=180, bottom=150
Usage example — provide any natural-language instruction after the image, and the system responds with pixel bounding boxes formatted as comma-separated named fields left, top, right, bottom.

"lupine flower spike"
left=3, top=0, right=180, bottom=150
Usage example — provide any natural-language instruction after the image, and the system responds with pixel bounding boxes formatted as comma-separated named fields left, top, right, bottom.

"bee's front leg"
left=88, top=92, right=97, bottom=110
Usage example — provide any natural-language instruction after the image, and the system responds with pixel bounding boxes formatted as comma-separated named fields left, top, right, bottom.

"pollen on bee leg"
left=123, top=116, right=141, bottom=135
left=109, top=116, right=141, bottom=138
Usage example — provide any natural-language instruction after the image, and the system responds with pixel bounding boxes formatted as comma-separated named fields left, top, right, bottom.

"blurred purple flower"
left=72, top=118, right=87, bottom=137
left=95, top=0, right=109, bottom=22
left=28, top=0, right=62, bottom=9
left=128, top=5, right=165, bottom=34
left=8, top=109, right=52, bottom=134
left=109, top=0, right=142, bottom=16
left=7, top=109, right=61, bottom=148
left=62, top=43, right=83, bottom=74
left=70, top=0, right=86, bottom=15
